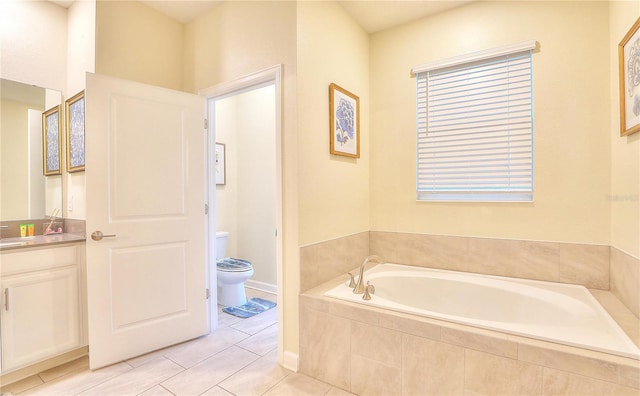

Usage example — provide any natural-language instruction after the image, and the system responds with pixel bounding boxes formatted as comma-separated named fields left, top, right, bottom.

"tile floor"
left=1, top=289, right=352, bottom=396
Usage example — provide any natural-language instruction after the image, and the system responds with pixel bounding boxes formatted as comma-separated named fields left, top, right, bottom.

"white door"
left=85, top=73, right=208, bottom=369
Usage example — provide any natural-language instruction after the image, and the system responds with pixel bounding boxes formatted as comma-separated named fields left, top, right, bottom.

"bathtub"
left=325, top=263, right=640, bottom=360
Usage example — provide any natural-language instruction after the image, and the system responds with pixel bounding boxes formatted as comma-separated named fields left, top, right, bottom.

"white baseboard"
left=245, top=279, right=277, bottom=294
left=282, top=350, right=299, bottom=372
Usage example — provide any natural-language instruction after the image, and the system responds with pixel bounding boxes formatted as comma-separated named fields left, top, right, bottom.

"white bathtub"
left=325, top=263, right=640, bottom=360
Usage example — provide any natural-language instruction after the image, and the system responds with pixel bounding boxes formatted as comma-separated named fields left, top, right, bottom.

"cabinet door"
left=1, top=267, right=81, bottom=371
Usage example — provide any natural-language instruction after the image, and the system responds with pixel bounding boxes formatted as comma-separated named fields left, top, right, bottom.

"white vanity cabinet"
left=0, top=243, right=86, bottom=373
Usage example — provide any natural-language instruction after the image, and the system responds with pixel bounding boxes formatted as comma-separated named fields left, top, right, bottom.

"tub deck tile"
left=350, top=355, right=401, bottom=396
left=402, top=334, right=465, bottom=395
left=542, top=367, right=638, bottom=395
left=518, top=344, right=619, bottom=383
left=377, top=310, right=441, bottom=342
left=465, top=349, right=543, bottom=395
left=441, top=327, right=518, bottom=359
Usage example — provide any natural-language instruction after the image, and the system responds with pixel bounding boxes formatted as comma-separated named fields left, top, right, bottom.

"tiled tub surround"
left=324, top=263, right=640, bottom=359
left=299, top=231, right=640, bottom=394
left=300, top=231, right=369, bottom=293
left=301, top=231, right=640, bottom=319
left=369, top=231, right=611, bottom=290
left=300, top=278, right=640, bottom=395
left=611, top=247, right=640, bottom=319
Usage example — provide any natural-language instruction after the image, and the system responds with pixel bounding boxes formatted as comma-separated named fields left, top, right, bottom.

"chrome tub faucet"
left=351, top=255, right=383, bottom=294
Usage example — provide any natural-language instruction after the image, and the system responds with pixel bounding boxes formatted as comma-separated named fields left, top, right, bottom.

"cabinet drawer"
left=1, top=245, right=80, bottom=276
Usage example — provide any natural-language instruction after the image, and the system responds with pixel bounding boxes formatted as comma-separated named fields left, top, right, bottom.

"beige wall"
left=1, top=100, right=30, bottom=219
left=96, top=0, right=183, bottom=91
left=370, top=1, right=611, bottom=245
left=12, top=0, right=635, bottom=368
left=215, top=84, right=278, bottom=287
left=2, top=0, right=96, bottom=221
left=297, top=1, right=370, bottom=246
left=184, top=0, right=299, bottom=362
left=65, top=0, right=96, bottom=221
left=1, top=0, right=68, bottom=93
left=610, top=0, right=640, bottom=259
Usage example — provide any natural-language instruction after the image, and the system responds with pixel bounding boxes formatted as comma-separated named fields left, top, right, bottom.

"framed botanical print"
left=42, top=105, right=62, bottom=175
left=619, top=17, right=640, bottom=136
left=329, top=83, right=360, bottom=158
left=65, top=90, right=85, bottom=172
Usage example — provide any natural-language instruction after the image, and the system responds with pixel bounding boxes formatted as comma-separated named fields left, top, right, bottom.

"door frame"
left=199, top=65, right=284, bottom=363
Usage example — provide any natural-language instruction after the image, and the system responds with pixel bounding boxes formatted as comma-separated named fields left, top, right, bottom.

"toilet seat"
left=217, top=257, right=253, bottom=272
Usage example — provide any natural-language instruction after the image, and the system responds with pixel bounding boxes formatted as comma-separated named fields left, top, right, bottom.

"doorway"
left=203, top=66, right=283, bottom=363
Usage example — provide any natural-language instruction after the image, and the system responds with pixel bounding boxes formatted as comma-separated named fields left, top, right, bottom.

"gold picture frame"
left=65, top=90, right=85, bottom=172
left=618, top=17, right=640, bottom=136
left=42, top=105, right=62, bottom=176
left=329, top=83, right=360, bottom=158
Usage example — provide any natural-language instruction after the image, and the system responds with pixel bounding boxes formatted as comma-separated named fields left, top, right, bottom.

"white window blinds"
left=414, top=41, right=535, bottom=202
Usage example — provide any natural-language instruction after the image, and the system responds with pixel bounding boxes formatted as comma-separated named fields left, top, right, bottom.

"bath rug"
left=222, top=297, right=276, bottom=319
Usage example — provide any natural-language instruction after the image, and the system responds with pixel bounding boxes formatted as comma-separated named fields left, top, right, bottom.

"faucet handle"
left=363, top=281, right=375, bottom=300
left=347, top=272, right=357, bottom=288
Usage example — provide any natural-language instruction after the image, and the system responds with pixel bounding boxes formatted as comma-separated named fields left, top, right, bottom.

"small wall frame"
left=65, top=90, right=85, bottom=172
left=215, top=143, right=226, bottom=185
left=42, top=105, right=62, bottom=176
left=619, top=17, right=640, bottom=136
left=329, top=83, right=360, bottom=158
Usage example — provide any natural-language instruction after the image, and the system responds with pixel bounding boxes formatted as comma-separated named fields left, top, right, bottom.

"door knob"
left=91, top=231, right=117, bottom=241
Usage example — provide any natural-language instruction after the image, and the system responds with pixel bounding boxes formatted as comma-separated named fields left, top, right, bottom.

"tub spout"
left=353, top=255, right=383, bottom=294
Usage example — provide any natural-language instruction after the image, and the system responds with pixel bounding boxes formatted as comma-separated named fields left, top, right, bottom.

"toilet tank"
left=215, top=231, right=229, bottom=260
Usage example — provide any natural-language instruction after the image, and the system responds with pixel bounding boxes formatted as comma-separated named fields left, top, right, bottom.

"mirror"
left=1, top=79, right=63, bottom=221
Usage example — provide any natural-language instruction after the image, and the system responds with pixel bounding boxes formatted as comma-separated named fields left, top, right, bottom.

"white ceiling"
left=338, top=1, right=473, bottom=33
left=140, top=0, right=473, bottom=33
left=138, top=0, right=223, bottom=23
left=50, top=1, right=473, bottom=33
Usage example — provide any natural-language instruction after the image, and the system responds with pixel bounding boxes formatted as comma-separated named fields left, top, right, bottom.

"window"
left=414, top=40, right=536, bottom=202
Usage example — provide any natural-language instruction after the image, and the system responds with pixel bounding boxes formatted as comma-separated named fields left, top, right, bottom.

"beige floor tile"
left=201, top=386, right=234, bottom=396
left=78, top=358, right=182, bottom=396
left=164, top=327, right=250, bottom=368
left=218, top=349, right=292, bottom=396
left=38, top=356, right=90, bottom=383
left=126, top=339, right=189, bottom=368
left=218, top=306, right=243, bottom=328
left=138, top=384, right=174, bottom=396
left=236, top=323, right=278, bottom=356
left=326, top=386, right=356, bottom=395
left=231, top=307, right=278, bottom=335
left=0, top=375, right=43, bottom=395
left=161, top=346, right=259, bottom=395
left=22, top=362, right=132, bottom=396
left=10, top=305, right=291, bottom=396
left=263, top=373, right=332, bottom=396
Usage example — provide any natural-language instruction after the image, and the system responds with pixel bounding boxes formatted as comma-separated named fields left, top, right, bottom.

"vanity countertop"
left=0, top=233, right=86, bottom=251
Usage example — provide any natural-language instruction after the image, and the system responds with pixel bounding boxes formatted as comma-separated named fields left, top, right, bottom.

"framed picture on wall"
left=619, top=16, right=640, bottom=136
left=65, top=90, right=85, bottom=172
left=215, top=142, right=226, bottom=185
left=42, top=105, right=62, bottom=176
left=329, top=83, right=360, bottom=158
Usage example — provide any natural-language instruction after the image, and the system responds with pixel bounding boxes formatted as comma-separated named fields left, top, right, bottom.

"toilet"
left=215, top=231, right=254, bottom=307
